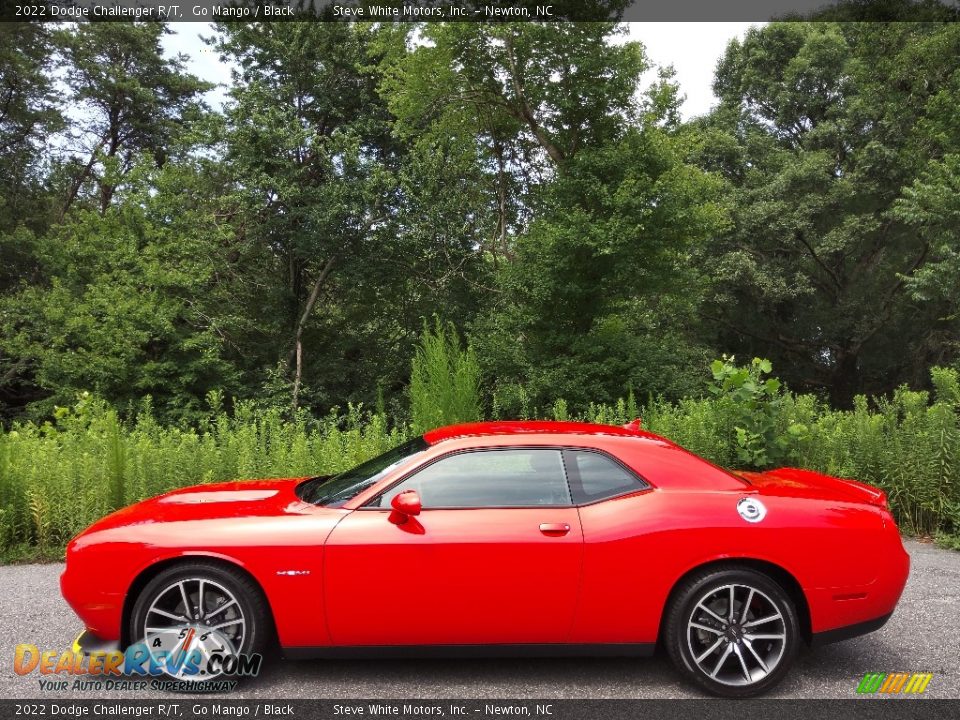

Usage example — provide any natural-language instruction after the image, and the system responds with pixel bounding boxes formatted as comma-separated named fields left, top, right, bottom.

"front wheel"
left=129, top=562, right=270, bottom=683
left=664, top=566, right=800, bottom=697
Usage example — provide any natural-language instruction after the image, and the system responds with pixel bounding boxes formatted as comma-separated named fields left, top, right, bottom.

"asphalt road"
left=1, top=539, right=957, bottom=700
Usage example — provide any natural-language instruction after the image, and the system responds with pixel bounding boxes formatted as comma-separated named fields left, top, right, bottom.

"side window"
left=563, top=449, right=647, bottom=503
left=373, top=449, right=571, bottom=508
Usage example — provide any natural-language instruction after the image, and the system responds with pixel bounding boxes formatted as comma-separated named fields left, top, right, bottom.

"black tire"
left=664, top=565, right=800, bottom=698
left=129, top=561, right=271, bottom=681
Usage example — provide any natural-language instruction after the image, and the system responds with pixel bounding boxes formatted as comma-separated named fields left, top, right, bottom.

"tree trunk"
left=290, top=255, right=337, bottom=414
left=503, top=37, right=566, bottom=166
left=59, top=138, right=107, bottom=222
left=828, top=350, right=861, bottom=408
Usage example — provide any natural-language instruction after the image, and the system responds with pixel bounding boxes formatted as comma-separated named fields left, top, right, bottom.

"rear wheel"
left=664, top=566, right=800, bottom=697
left=129, top=562, right=270, bottom=682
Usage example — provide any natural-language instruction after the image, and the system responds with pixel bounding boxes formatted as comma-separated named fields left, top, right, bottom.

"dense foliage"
left=696, top=22, right=960, bottom=403
left=3, top=19, right=956, bottom=424
left=2, top=18, right=960, bottom=557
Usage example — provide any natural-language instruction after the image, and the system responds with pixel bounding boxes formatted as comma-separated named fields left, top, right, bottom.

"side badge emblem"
left=737, top=497, right=767, bottom=523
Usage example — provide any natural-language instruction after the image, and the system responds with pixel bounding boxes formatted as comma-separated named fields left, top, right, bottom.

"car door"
left=323, top=447, right=584, bottom=646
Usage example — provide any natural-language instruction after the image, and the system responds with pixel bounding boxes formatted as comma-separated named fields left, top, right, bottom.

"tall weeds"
left=1, top=362, right=959, bottom=562
left=0, top=397, right=407, bottom=561
left=409, top=320, right=482, bottom=434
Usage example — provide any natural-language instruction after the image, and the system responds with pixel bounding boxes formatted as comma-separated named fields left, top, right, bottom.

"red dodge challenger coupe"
left=61, top=420, right=909, bottom=697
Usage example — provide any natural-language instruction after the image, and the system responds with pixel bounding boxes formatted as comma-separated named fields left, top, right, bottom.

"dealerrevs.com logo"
left=14, top=629, right=262, bottom=693
left=856, top=672, right=934, bottom=695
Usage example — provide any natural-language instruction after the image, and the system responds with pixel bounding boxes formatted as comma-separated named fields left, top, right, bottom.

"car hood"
left=79, top=478, right=312, bottom=534
left=735, top=467, right=888, bottom=507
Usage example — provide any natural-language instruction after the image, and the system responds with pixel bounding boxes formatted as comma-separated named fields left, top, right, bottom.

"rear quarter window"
left=563, top=449, right=647, bottom=503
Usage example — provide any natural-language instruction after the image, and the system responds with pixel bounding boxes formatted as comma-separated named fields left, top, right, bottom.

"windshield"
left=297, top=437, right=430, bottom=506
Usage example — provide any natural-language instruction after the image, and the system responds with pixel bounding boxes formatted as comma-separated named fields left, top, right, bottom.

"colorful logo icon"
left=856, top=672, right=933, bottom=694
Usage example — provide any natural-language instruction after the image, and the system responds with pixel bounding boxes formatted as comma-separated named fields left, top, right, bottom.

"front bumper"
left=60, top=565, right=125, bottom=641
left=72, top=629, right=121, bottom=656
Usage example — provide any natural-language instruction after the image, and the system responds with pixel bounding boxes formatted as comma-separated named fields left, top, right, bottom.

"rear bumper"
left=810, top=612, right=893, bottom=647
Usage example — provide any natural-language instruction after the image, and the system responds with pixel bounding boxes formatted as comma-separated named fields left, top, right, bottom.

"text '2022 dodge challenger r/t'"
left=61, top=420, right=909, bottom=697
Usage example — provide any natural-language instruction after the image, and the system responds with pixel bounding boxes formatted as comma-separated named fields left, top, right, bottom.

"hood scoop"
left=158, top=490, right=279, bottom=505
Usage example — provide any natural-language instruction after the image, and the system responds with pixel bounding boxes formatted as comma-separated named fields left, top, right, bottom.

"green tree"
left=696, top=21, right=960, bottom=404
left=216, top=23, right=400, bottom=414
left=0, top=24, right=62, bottom=244
left=0, top=24, right=64, bottom=417
left=480, top=121, right=726, bottom=413
left=892, top=154, right=960, bottom=305
left=384, top=23, right=724, bottom=413
left=0, top=157, right=242, bottom=423
left=216, top=23, right=492, bottom=416
left=58, top=22, right=211, bottom=217
left=382, top=22, right=647, bottom=267
left=1, top=24, right=214, bottom=422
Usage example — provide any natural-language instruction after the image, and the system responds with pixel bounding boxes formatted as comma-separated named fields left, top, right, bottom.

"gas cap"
left=737, top=497, right=767, bottom=523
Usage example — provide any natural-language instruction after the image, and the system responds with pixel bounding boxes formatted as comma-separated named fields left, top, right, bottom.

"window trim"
left=360, top=444, right=652, bottom=511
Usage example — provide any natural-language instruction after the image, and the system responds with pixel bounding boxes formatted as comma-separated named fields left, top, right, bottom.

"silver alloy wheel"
left=686, top=582, right=787, bottom=687
left=142, top=577, right=245, bottom=680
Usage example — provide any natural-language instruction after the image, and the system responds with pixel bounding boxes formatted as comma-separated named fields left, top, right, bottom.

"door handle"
left=539, top=522, right=571, bottom=536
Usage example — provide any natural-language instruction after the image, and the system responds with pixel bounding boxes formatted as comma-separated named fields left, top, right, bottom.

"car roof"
left=422, top=420, right=673, bottom=446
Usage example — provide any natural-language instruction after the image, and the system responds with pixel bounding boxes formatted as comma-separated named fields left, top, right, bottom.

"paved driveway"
left=1, top=540, right=956, bottom=699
